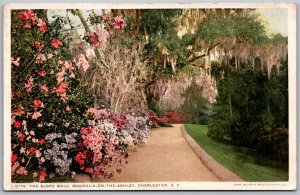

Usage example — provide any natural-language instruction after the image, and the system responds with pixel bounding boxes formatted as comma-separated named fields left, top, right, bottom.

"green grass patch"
left=185, top=124, right=288, bottom=181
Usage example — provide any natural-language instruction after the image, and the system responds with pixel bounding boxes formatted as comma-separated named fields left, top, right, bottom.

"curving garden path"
left=93, top=124, right=220, bottom=182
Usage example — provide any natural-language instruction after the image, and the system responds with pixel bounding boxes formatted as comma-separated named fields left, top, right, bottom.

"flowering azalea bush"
left=165, top=111, right=182, bottom=124
left=148, top=110, right=182, bottom=127
left=148, top=110, right=169, bottom=127
left=11, top=9, right=151, bottom=182
left=72, top=108, right=151, bottom=178
left=11, top=9, right=96, bottom=182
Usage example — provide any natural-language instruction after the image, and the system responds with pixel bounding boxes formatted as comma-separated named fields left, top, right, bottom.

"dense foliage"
left=208, top=59, right=288, bottom=161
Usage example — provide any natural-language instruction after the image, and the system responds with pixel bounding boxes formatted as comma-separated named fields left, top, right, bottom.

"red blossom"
left=19, top=10, right=36, bottom=21
left=85, top=167, right=91, bottom=173
left=19, top=134, right=25, bottom=142
left=38, top=70, right=46, bottom=77
left=14, top=121, right=21, bottom=129
left=56, top=82, right=68, bottom=96
left=11, top=153, right=18, bottom=163
left=26, top=10, right=35, bottom=21
left=39, top=139, right=45, bottom=145
left=75, top=151, right=87, bottom=168
left=23, top=22, right=31, bottom=29
left=34, top=41, right=43, bottom=50
left=19, top=11, right=28, bottom=20
left=39, top=170, right=47, bottom=182
left=37, top=19, right=48, bottom=32
left=40, top=170, right=47, bottom=177
left=51, top=38, right=63, bottom=49
left=33, top=99, right=44, bottom=108
left=80, top=126, right=92, bottom=134
left=113, top=16, right=126, bottom=29
left=28, top=147, right=36, bottom=153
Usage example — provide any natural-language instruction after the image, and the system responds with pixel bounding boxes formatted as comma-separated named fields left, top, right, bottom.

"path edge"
left=180, top=124, right=244, bottom=182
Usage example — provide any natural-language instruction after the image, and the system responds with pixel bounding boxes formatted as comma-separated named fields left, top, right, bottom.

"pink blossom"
left=11, top=57, right=20, bottom=66
left=51, top=38, right=63, bottom=49
left=66, top=105, right=71, bottom=112
left=23, top=22, right=31, bottom=29
left=25, top=76, right=34, bottom=93
left=89, top=27, right=109, bottom=48
left=35, top=54, right=47, bottom=64
left=113, top=16, right=126, bottom=29
left=47, top=53, right=53, bottom=59
left=27, top=10, right=37, bottom=23
left=101, top=14, right=108, bottom=21
left=34, top=41, right=43, bottom=50
left=40, top=84, right=49, bottom=92
left=32, top=111, right=42, bottom=120
left=56, top=82, right=68, bottom=96
left=37, top=19, right=48, bottom=32
left=33, top=172, right=38, bottom=178
left=76, top=54, right=90, bottom=72
left=35, top=150, right=42, bottom=158
left=66, top=62, right=74, bottom=72
left=69, top=72, right=75, bottom=78
left=20, top=147, right=25, bottom=154
left=56, top=69, right=65, bottom=84
left=19, top=11, right=29, bottom=21
left=16, top=166, right=28, bottom=175
left=11, top=162, right=20, bottom=176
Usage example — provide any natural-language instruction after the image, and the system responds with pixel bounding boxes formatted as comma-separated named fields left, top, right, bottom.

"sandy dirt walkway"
left=93, top=124, right=220, bottom=182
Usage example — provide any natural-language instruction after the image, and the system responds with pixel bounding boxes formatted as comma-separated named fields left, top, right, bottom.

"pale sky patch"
left=256, top=8, right=288, bottom=36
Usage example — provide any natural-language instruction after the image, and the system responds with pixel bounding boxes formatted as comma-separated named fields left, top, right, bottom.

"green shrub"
left=161, top=123, right=173, bottom=127
left=256, top=128, right=289, bottom=162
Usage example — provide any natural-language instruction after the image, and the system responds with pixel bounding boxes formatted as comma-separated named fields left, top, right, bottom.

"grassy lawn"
left=185, top=124, right=288, bottom=181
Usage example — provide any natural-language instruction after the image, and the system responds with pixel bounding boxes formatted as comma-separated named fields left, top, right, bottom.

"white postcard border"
left=3, top=3, right=297, bottom=191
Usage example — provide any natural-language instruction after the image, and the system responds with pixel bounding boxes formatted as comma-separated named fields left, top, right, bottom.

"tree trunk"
left=75, top=9, right=101, bottom=59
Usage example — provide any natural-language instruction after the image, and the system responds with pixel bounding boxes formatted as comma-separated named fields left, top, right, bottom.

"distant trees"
left=179, top=80, right=211, bottom=124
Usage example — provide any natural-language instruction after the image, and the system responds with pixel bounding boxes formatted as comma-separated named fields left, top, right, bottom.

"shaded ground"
left=93, top=124, right=220, bottom=182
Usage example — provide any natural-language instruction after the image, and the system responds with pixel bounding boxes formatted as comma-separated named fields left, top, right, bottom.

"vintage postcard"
left=3, top=3, right=297, bottom=190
